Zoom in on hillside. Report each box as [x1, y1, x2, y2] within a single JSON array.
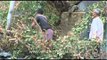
[[0, 1, 106, 59]]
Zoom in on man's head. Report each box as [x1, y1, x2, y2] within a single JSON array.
[[36, 8, 44, 15], [92, 8, 101, 18]]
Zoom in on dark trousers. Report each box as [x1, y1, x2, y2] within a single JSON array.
[[96, 43, 100, 54]]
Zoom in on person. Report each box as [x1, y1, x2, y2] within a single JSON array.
[[89, 8, 104, 54], [89, 8, 104, 42], [31, 8, 53, 41]]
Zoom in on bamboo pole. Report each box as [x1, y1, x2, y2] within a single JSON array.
[[6, 1, 15, 30], [4, 1, 15, 40]]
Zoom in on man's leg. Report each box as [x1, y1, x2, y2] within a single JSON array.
[[45, 29, 54, 49], [41, 31, 48, 50], [96, 43, 100, 54], [46, 29, 53, 40], [42, 31, 47, 40]]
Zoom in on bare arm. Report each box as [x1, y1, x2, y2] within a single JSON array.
[[31, 17, 42, 32], [31, 19, 36, 28]]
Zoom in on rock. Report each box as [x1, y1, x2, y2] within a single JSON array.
[[58, 11, 85, 36], [68, 1, 81, 5], [0, 51, 11, 59], [78, 1, 98, 12]]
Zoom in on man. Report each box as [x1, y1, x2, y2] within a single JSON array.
[[32, 8, 53, 41], [89, 8, 104, 54], [89, 8, 104, 42]]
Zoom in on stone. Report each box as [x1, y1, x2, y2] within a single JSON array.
[[58, 11, 85, 36], [0, 52, 11, 58]]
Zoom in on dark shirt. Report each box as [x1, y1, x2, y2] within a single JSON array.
[[36, 15, 51, 31]]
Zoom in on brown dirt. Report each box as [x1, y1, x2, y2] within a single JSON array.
[[55, 12, 85, 37], [97, 51, 107, 59]]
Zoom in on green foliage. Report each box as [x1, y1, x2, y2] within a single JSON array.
[[0, 2, 9, 28], [43, 2, 60, 27], [0, 34, 103, 59]]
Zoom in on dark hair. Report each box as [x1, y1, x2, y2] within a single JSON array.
[[37, 8, 44, 14]]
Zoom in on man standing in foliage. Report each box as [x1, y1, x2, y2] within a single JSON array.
[[89, 8, 104, 54], [32, 8, 53, 41], [89, 8, 104, 42]]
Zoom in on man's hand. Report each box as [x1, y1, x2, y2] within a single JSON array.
[[96, 38, 103, 44], [31, 19, 36, 29], [32, 21, 35, 29], [96, 36, 103, 44]]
